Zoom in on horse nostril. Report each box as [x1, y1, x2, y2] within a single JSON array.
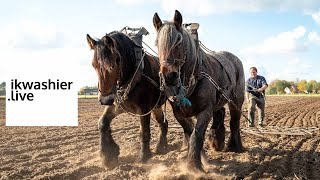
[[166, 72, 178, 86], [99, 99, 104, 105]]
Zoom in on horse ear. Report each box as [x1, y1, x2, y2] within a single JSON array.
[[86, 34, 96, 50], [104, 35, 114, 48], [173, 10, 183, 30], [153, 12, 163, 32]]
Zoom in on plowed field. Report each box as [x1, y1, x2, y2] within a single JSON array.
[[1, 96, 320, 179]]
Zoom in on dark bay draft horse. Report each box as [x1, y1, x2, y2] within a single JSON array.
[[86, 31, 175, 169], [153, 10, 245, 171]]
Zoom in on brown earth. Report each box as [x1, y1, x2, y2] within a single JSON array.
[[1, 96, 320, 179]]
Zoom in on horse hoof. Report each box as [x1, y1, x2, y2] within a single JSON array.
[[210, 138, 224, 151], [227, 135, 243, 153], [186, 160, 206, 173], [210, 140, 225, 151], [226, 144, 243, 153], [101, 157, 119, 169], [137, 151, 152, 163], [155, 144, 168, 154], [209, 128, 225, 152]]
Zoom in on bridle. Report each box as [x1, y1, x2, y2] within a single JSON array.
[[97, 66, 117, 97], [98, 50, 164, 117], [157, 31, 186, 88], [157, 28, 198, 100], [97, 50, 144, 105]]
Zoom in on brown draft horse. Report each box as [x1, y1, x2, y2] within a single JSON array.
[[153, 10, 245, 172], [86, 31, 183, 169]]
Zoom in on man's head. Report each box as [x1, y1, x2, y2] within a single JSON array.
[[250, 67, 257, 78]]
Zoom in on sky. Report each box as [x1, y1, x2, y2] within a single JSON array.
[[0, 0, 320, 88]]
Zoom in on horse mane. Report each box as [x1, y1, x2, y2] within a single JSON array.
[[99, 31, 137, 86], [157, 22, 206, 82], [97, 31, 160, 85]]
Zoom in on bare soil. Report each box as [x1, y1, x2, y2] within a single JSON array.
[[1, 96, 320, 179]]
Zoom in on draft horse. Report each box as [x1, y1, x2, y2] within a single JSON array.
[[86, 31, 173, 169], [153, 10, 245, 171]]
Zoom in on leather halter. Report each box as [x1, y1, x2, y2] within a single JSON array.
[[98, 51, 160, 106], [158, 31, 200, 99]]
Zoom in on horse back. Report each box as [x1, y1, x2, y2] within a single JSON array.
[[205, 51, 245, 93]]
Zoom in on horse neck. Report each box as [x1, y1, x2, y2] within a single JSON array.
[[181, 32, 199, 83], [116, 44, 136, 87]]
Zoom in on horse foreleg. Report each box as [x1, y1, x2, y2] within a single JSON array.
[[153, 107, 168, 154], [209, 107, 226, 151], [138, 114, 152, 163], [187, 109, 212, 172], [227, 103, 243, 152], [172, 108, 194, 149], [99, 105, 121, 169]]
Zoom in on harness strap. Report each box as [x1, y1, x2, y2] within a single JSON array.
[[115, 70, 142, 104], [115, 51, 146, 105], [209, 52, 236, 87], [200, 71, 251, 123], [185, 77, 197, 97], [142, 74, 160, 89], [182, 40, 201, 98]]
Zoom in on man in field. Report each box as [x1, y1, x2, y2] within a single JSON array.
[[245, 67, 268, 128]]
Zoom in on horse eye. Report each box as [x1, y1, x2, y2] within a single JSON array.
[[166, 57, 175, 65]]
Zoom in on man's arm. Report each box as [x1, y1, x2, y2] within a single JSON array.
[[257, 84, 268, 92], [257, 76, 268, 92]]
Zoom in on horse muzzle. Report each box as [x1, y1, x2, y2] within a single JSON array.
[[98, 93, 115, 105], [160, 83, 179, 102], [159, 72, 180, 101], [165, 72, 179, 86]]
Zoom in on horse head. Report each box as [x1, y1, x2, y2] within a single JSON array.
[[87, 34, 121, 105], [153, 10, 198, 98]]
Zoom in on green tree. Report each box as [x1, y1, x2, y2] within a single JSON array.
[[275, 80, 291, 94], [266, 79, 280, 94], [266, 86, 277, 95], [315, 82, 320, 92], [308, 80, 317, 92], [0, 82, 5, 96], [0, 82, 5, 88], [305, 83, 313, 93]]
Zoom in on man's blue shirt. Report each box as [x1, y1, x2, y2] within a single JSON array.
[[246, 75, 268, 98]]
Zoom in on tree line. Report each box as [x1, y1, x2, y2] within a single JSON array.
[[0, 82, 5, 96], [266, 79, 320, 95], [77, 80, 320, 95], [78, 86, 98, 95]]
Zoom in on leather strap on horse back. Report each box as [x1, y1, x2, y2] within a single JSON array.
[[209, 52, 236, 88], [133, 46, 144, 70], [142, 74, 160, 89]]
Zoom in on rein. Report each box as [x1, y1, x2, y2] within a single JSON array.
[[115, 50, 163, 117], [115, 51, 146, 105], [200, 71, 251, 123], [107, 49, 163, 117]]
